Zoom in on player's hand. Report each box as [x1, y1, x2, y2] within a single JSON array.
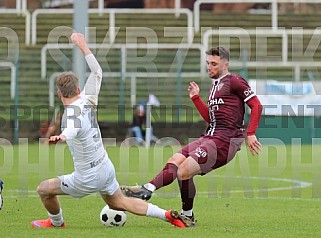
[[49, 135, 67, 142], [188, 81, 200, 98], [247, 134, 261, 156], [71, 32, 93, 55], [70, 33, 86, 47], [71, 33, 92, 55], [71, 33, 84, 46]]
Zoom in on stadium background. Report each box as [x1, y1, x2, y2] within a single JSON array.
[[1, 0, 321, 145]]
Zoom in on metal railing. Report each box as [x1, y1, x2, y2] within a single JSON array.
[[0, 62, 17, 99], [10, 0, 321, 47], [42, 0, 96, 8], [15, 0, 100, 11], [203, 27, 321, 81], [41, 43, 206, 79], [17, 0, 181, 15], [44, 43, 207, 127], [194, 0, 321, 33], [0, 8, 30, 45], [48, 71, 203, 108], [31, 8, 193, 45], [16, 0, 27, 13], [42, 36, 321, 83], [203, 27, 289, 63]]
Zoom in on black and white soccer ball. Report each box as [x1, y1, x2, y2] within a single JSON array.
[[100, 205, 127, 227]]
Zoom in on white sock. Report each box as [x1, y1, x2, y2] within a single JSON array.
[[146, 203, 166, 220], [48, 208, 64, 226], [144, 183, 156, 192], [181, 209, 193, 217]]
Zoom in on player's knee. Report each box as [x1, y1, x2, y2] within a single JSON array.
[[36, 182, 46, 196], [177, 167, 189, 180], [37, 181, 50, 197], [167, 153, 185, 165], [167, 156, 175, 164]]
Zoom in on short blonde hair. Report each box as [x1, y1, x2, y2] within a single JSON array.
[[56, 72, 79, 98]]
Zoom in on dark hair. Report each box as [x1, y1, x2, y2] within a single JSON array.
[[205, 47, 230, 61]]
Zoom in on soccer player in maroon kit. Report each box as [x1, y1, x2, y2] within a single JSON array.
[[121, 47, 262, 221]]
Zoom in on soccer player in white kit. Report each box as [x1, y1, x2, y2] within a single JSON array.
[[31, 33, 194, 228]]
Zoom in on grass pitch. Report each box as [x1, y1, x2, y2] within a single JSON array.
[[1, 142, 321, 238]]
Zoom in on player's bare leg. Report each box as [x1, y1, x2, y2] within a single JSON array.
[[32, 178, 66, 228]]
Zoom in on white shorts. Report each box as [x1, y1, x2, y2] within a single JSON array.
[[58, 158, 119, 198]]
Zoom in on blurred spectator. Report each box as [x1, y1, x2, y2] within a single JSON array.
[[129, 97, 159, 145], [130, 104, 147, 144], [39, 111, 61, 144]]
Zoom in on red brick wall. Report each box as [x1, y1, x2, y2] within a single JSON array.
[[144, 0, 174, 8], [0, 0, 16, 8]]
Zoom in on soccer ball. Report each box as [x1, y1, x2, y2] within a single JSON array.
[[100, 205, 127, 227]]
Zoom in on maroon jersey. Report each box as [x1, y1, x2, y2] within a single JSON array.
[[206, 73, 255, 140]]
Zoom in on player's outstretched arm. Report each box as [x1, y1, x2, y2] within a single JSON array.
[[71, 33, 103, 105], [70, 33, 101, 75]]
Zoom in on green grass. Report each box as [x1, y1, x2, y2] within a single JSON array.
[[1, 143, 321, 237]]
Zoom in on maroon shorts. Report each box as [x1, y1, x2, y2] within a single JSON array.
[[178, 135, 244, 175]]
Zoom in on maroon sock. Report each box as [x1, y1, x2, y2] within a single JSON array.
[[179, 179, 196, 211], [149, 163, 178, 190]]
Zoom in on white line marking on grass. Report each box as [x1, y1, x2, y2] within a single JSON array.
[[156, 175, 314, 200], [5, 190, 39, 198], [4, 176, 313, 200], [209, 175, 311, 193]]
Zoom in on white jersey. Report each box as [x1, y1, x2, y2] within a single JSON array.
[[60, 54, 107, 175]]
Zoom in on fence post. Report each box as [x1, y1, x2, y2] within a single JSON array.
[[13, 62, 19, 145], [130, 75, 136, 107], [240, 49, 248, 79], [145, 104, 152, 148], [119, 46, 126, 117], [73, 0, 89, 89], [175, 0, 181, 17], [176, 49, 183, 121]]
